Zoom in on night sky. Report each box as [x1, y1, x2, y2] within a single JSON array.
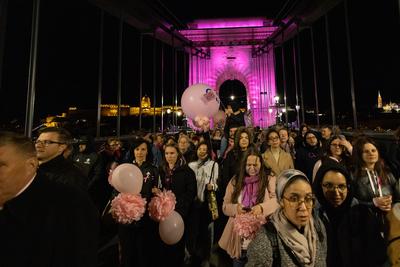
[[0, 0, 399, 132]]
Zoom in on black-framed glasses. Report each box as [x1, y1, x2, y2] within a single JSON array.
[[322, 183, 348, 193], [35, 140, 65, 146], [282, 194, 315, 209]]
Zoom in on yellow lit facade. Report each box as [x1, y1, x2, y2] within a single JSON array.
[[44, 113, 67, 128], [62, 96, 182, 119], [378, 91, 382, 108], [100, 96, 182, 117]]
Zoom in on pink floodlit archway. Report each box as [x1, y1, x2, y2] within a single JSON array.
[[184, 17, 278, 128], [188, 45, 276, 128]]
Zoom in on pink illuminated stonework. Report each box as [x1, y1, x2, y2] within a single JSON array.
[[188, 46, 276, 128], [183, 18, 278, 128], [189, 18, 267, 29]]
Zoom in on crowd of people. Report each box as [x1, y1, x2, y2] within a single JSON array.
[[1, 113, 400, 267]]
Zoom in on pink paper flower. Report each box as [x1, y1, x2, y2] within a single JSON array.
[[110, 193, 147, 224], [148, 190, 176, 222], [233, 213, 267, 240]]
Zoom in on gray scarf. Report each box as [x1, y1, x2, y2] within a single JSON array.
[[270, 209, 317, 267]]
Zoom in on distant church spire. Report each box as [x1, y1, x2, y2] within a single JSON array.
[[378, 91, 382, 108]]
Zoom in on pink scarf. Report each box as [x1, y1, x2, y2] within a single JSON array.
[[242, 175, 259, 208]]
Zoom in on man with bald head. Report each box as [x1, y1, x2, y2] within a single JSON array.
[[0, 131, 99, 267]]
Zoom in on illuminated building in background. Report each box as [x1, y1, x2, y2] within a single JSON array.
[[378, 91, 382, 108], [64, 96, 182, 118]]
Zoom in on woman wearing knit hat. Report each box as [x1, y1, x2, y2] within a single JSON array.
[[247, 169, 327, 267], [313, 161, 387, 267]]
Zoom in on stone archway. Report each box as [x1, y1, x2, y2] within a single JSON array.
[[219, 79, 247, 109], [215, 66, 250, 109]]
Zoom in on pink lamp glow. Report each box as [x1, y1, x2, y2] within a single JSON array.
[[189, 18, 268, 29]]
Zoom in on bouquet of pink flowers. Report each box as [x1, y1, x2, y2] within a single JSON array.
[[148, 190, 176, 222], [110, 193, 147, 224], [233, 213, 267, 240]]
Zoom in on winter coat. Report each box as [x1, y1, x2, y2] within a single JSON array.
[[246, 215, 327, 267], [159, 164, 197, 219], [218, 176, 279, 259], [38, 154, 87, 191], [262, 148, 294, 176]]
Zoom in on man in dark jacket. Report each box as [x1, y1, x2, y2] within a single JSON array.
[[72, 136, 103, 188], [223, 102, 245, 138], [35, 127, 87, 190], [0, 131, 99, 267]]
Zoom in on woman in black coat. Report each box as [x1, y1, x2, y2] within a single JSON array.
[[118, 138, 159, 267], [157, 143, 197, 266], [295, 130, 323, 181], [314, 161, 387, 267]]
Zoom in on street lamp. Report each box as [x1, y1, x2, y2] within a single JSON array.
[[295, 105, 300, 128], [272, 95, 281, 124]]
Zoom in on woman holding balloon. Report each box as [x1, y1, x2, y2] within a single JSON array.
[[112, 138, 159, 267], [157, 144, 197, 266]]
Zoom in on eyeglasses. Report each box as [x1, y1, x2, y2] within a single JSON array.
[[283, 194, 315, 209], [322, 183, 348, 193], [35, 140, 65, 146]]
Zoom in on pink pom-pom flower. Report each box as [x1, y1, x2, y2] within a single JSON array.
[[148, 190, 176, 222], [233, 213, 267, 240], [110, 193, 147, 224]]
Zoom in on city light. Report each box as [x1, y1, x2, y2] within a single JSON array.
[[230, 95, 235, 100], [166, 108, 172, 114], [176, 111, 182, 116]]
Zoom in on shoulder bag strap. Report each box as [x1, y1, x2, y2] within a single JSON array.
[[264, 222, 281, 267], [208, 161, 216, 184]]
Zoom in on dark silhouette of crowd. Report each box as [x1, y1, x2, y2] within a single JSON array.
[[1, 122, 400, 267]]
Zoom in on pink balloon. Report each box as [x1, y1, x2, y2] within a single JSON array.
[[159, 210, 184, 245], [111, 163, 143, 194], [213, 110, 226, 125], [200, 117, 210, 132], [181, 84, 220, 119]]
